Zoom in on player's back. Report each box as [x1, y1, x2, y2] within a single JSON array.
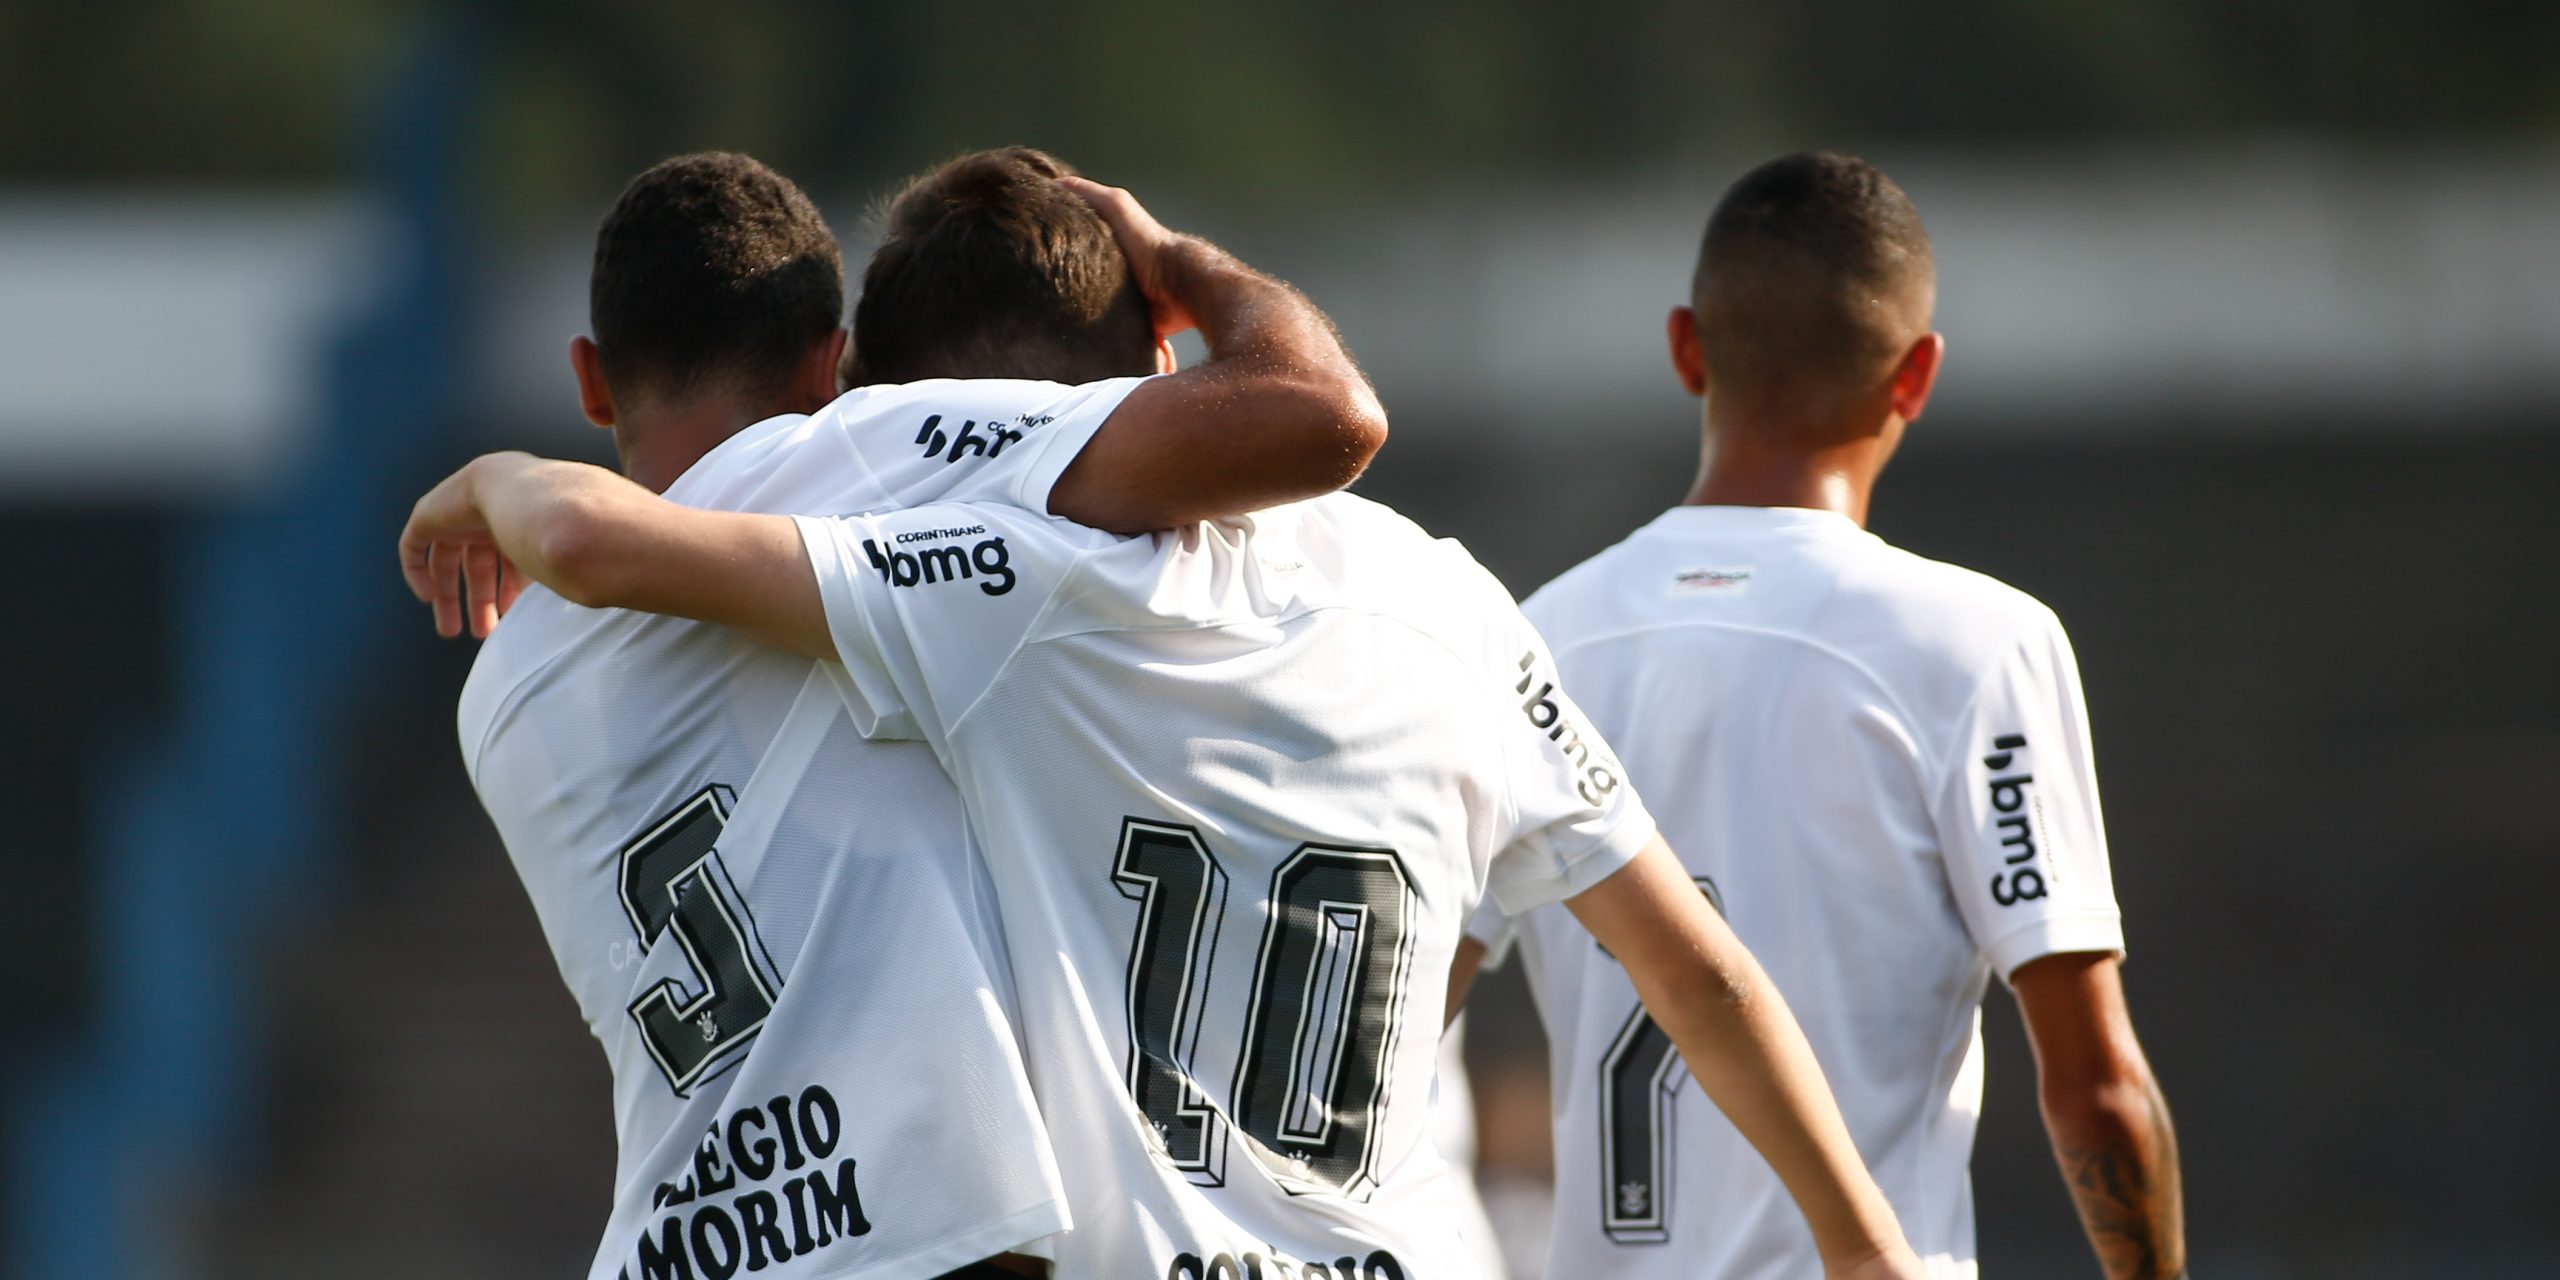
[[460, 377, 1146, 1279], [795, 493, 1656, 1278], [1489, 505, 2122, 1279]]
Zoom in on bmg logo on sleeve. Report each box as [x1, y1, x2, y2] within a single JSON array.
[[1516, 651, 1621, 807], [861, 527, 1017, 596], [1982, 732, 2049, 906]]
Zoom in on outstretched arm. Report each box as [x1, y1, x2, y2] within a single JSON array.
[[1567, 837, 1921, 1280], [398, 451, 828, 657], [1044, 178, 1386, 533], [2013, 952, 2187, 1280]]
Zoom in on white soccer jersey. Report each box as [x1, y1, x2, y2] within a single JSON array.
[[789, 494, 1659, 1279], [1467, 505, 2126, 1280], [459, 376, 1148, 1280]]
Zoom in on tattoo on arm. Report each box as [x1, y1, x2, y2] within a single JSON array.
[[2055, 1075, 2186, 1280]]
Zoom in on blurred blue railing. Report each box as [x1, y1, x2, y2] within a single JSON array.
[[8, 29, 472, 1279]]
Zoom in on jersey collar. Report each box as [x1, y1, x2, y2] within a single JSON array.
[[1642, 504, 1867, 539]]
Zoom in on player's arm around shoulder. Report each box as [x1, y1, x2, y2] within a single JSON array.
[[399, 451, 831, 657], [2013, 951, 2187, 1280], [1041, 177, 1387, 534], [1565, 839, 1925, 1280]]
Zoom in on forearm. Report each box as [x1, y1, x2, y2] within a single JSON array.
[[1158, 235, 1358, 383], [1571, 845, 1905, 1268], [1444, 936, 1488, 1031], [2044, 1066, 2186, 1280], [439, 453, 831, 657], [449, 453, 634, 597], [1044, 181, 1386, 531], [1637, 938, 1902, 1268], [1137, 238, 1383, 504]]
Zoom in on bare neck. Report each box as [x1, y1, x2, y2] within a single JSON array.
[[612, 396, 792, 494], [1682, 405, 1892, 527]]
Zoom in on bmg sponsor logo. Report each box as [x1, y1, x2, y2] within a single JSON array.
[[1516, 651, 1621, 807], [1982, 732, 2049, 906], [861, 529, 1016, 596], [912, 412, 1039, 464]]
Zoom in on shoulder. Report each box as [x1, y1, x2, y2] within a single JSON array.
[[1517, 529, 1655, 647], [455, 587, 589, 779], [1295, 490, 1440, 544], [1274, 495, 1544, 674], [1296, 493, 1511, 604], [1819, 541, 2082, 757], [826, 377, 1141, 447], [1854, 539, 2066, 660]]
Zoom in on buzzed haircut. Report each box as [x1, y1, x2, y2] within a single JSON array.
[[850, 146, 1156, 386], [1692, 151, 1934, 428], [589, 152, 844, 402]]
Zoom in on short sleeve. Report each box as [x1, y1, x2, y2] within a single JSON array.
[[792, 502, 1105, 755], [1480, 596, 1659, 914], [868, 376, 1157, 513], [1931, 612, 2126, 980]]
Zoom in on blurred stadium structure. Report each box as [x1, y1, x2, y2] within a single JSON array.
[[3, 4, 2555, 1278]]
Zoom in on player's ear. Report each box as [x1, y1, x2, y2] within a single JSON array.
[[1667, 306, 1709, 397], [792, 328, 850, 411], [1153, 334, 1177, 376], [570, 335, 616, 429], [1889, 331, 1946, 424]]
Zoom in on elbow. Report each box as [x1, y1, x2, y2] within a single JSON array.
[[2039, 1054, 2161, 1140], [532, 497, 626, 610], [1284, 373, 1389, 494], [1334, 382, 1390, 480]]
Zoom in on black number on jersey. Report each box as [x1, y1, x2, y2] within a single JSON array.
[[1597, 876, 1722, 1244], [1112, 822, 1232, 1179], [1111, 819, 1418, 1201], [618, 786, 783, 1095]]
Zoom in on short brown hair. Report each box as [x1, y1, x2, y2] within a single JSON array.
[[589, 152, 844, 402], [849, 147, 1156, 386], [1692, 152, 1934, 429]]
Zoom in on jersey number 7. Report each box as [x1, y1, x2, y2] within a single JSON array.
[[1598, 875, 1722, 1243], [1112, 819, 1419, 1202]]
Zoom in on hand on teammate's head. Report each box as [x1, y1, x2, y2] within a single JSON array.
[[1058, 176, 1198, 340]]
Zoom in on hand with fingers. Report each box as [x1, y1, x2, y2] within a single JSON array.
[[1058, 176, 1202, 340], [399, 458, 526, 639]]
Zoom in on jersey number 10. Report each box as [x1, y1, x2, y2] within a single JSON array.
[[1112, 819, 1419, 1202]]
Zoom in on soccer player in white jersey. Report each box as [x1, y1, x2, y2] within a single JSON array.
[[1450, 152, 2188, 1279], [448, 149, 1393, 1280], [400, 177, 1930, 1280]]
